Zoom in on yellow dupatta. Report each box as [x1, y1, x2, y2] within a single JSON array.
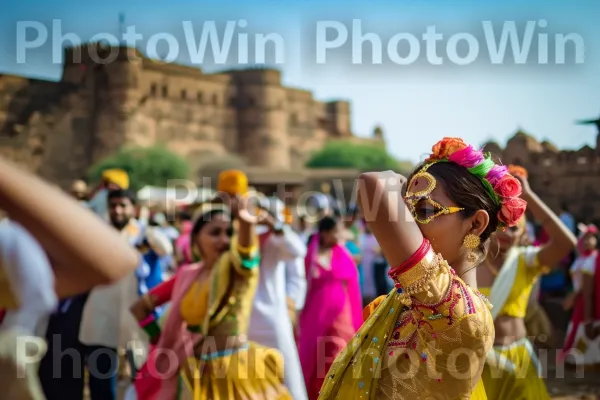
[[319, 265, 494, 400]]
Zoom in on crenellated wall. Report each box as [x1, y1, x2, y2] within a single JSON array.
[[0, 44, 384, 187], [483, 130, 600, 224]]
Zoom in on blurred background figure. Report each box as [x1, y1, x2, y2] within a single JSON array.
[[70, 180, 89, 204], [150, 212, 179, 242], [174, 211, 193, 267], [561, 224, 599, 369], [248, 196, 308, 400], [359, 223, 392, 305], [298, 216, 362, 400], [87, 169, 130, 221], [296, 214, 313, 245]]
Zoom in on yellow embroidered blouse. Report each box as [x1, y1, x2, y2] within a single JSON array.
[[318, 250, 494, 400], [479, 247, 548, 319], [179, 235, 260, 338]]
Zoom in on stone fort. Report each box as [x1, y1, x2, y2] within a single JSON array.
[[484, 129, 600, 225], [0, 43, 384, 189]]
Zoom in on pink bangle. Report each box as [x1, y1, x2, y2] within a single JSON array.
[[139, 315, 155, 328]]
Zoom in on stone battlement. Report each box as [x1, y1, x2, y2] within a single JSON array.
[[0, 43, 384, 187]]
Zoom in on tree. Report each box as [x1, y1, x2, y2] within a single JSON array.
[[87, 145, 190, 192], [306, 141, 412, 173]]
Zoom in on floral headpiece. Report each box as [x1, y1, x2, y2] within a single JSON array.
[[423, 137, 527, 229]]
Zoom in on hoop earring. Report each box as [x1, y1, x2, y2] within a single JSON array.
[[463, 233, 481, 264]]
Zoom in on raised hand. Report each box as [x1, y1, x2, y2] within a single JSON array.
[[234, 193, 270, 225], [513, 173, 533, 197]]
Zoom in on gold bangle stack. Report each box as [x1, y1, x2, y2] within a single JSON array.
[[394, 251, 447, 307], [236, 242, 258, 256]]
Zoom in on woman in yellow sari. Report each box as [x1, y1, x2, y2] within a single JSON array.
[[478, 166, 576, 400], [130, 196, 291, 400], [319, 137, 527, 400]]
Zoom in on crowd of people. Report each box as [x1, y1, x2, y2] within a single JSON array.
[[0, 136, 598, 400]]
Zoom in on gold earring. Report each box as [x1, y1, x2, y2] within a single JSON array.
[[463, 233, 481, 264]]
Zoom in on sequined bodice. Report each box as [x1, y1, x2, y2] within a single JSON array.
[[318, 256, 495, 400], [180, 266, 258, 337], [375, 274, 494, 399]]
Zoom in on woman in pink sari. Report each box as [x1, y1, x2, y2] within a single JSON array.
[[298, 216, 363, 400]]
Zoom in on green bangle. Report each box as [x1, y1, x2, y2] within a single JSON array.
[[241, 255, 260, 269], [142, 320, 161, 339]]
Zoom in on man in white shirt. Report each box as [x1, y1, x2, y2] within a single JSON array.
[[248, 197, 308, 400], [78, 189, 148, 400]]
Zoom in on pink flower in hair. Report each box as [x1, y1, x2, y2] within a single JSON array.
[[498, 197, 527, 227], [485, 165, 508, 187], [448, 145, 485, 169]]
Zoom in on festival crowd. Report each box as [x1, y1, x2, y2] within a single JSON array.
[[0, 137, 598, 400]]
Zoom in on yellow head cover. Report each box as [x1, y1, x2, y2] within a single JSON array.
[[102, 169, 130, 189], [217, 169, 248, 196]]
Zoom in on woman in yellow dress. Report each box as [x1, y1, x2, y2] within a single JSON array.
[[319, 137, 527, 400], [130, 196, 291, 400], [477, 166, 576, 400]]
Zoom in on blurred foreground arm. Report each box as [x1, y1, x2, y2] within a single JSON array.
[[0, 157, 140, 298]]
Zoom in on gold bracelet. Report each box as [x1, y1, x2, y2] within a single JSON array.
[[237, 242, 258, 255], [394, 251, 446, 306]]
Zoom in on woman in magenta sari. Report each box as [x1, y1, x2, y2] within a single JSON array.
[[298, 216, 362, 400]]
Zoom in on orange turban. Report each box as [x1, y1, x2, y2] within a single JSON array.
[[102, 169, 130, 189], [507, 165, 528, 179], [217, 170, 248, 195]]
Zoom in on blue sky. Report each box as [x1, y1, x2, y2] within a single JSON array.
[[1, 0, 599, 163]]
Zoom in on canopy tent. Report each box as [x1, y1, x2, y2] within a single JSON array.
[[137, 185, 215, 208]]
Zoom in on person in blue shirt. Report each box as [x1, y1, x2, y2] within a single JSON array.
[[137, 227, 173, 290], [345, 239, 363, 288]]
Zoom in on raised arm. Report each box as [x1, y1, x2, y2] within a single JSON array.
[[229, 194, 260, 269], [517, 176, 576, 267], [0, 157, 140, 298], [357, 171, 422, 267]]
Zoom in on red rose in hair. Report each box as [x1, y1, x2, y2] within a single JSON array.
[[498, 197, 527, 226], [493, 175, 522, 198]]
